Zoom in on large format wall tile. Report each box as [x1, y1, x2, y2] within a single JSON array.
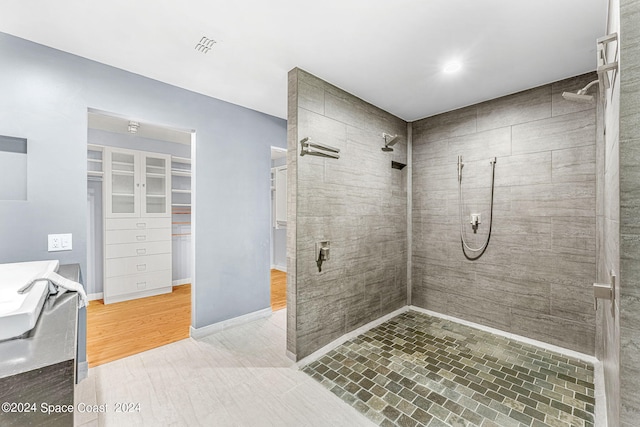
[[512, 108, 596, 155], [412, 72, 598, 355], [476, 85, 551, 132], [289, 69, 408, 360]]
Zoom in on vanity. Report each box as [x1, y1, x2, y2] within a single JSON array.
[[0, 264, 80, 427]]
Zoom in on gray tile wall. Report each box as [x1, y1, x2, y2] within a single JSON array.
[[412, 73, 598, 355], [287, 69, 408, 360], [619, 0, 640, 424], [598, 2, 621, 425]]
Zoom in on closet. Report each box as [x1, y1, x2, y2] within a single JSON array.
[[86, 112, 193, 307], [103, 147, 172, 304]]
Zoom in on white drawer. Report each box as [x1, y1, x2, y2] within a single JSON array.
[[104, 270, 172, 297], [105, 228, 170, 245], [106, 217, 170, 231], [105, 253, 172, 278], [105, 241, 172, 259]]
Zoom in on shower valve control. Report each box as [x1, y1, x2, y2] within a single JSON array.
[[316, 241, 330, 272], [470, 214, 481, 233]]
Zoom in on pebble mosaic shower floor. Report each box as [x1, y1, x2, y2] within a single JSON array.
[[302, 311, 595, 427]]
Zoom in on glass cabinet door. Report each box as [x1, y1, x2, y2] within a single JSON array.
[[143, 155, 169, 216], [109, 151, 138, 215]]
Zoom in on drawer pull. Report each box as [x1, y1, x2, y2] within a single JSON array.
[[136, 248, 147, 255], [136, 235, 147, 241], [136, 222, 147, 229], [137, 282, 146, 289], [137, 264, 147, 271]]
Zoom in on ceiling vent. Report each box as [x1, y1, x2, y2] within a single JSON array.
[[195, 36, 216, 54]]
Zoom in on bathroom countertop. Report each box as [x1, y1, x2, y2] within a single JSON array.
[[0, 264, 79, 379]]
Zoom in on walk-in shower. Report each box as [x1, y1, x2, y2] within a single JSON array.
[[457, 155, 496, 260]]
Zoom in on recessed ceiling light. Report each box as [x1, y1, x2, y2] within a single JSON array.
[[127, 121, 139, 134], [443, 61, 462, 74]]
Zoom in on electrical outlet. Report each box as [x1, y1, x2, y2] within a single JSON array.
[[48, 233, 72, 252]]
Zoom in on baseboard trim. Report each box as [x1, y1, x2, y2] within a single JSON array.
[[190, 308, 272, 340], [410, 306, 598, 364], [87, 292, 103, 301], [172, 278, 192, 286], [77, 361, 88, 382], [295, 306, 409, 367]]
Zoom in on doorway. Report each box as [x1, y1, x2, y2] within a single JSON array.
[[270, 147, 287, 311], [86, 110, 194, 366]]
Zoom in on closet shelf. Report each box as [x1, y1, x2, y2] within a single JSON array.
[[88, 159, 103, 163], [172, 203, 191, 207], [172, 221, 191, 225], [171, 189, 191, 194], [88, 171, 104, 177], [171, 169, 191, 177], [171, 156, 191, 164]]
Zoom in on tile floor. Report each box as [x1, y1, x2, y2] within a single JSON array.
[[75, 309, 374, 426], [303, 311, 595, 427]]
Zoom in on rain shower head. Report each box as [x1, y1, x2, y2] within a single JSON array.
[[382, 133, 399, 151], [561, 79, 599, 103], [561, 92, 594, 103]]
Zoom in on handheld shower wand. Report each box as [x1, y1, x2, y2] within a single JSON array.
[[457, 156, 464, 183]]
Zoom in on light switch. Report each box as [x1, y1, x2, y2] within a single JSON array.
[[48, 233, 72, 252]]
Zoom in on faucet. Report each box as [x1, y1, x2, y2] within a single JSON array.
[[17, 278, 50, 294]]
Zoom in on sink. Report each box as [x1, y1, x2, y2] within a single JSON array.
[[0, 260, 59, 341]]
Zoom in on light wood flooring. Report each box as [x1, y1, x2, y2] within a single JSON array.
[[271, 268, 287, 311], [86, 284, 191, 368]]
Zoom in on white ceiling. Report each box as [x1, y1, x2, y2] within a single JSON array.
[[88, 111, 192, 145], [0, 0, 608, 121]]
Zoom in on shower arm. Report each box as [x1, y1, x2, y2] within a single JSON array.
[[578, 80, 599, 95]]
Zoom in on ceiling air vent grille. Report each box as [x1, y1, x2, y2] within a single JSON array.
[[195, 36, 216, 54]]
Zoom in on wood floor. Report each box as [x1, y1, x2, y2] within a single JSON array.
[[88, 272, 283, 368], [271, 269, 286, 311], [86, 284, 191, 367]]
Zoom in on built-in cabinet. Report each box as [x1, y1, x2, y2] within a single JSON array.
[[103, 147, 172, 304], [104, 148, 171, 217]]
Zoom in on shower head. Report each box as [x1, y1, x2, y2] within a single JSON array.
[[382, 133, 399, 151], [561, 91, 594, 103], [561, 79, 599, 103]]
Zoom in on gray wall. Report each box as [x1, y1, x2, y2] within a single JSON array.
[[0, 33, 286, 365], [287, 69, 408, 360], [411, 72, 598, 355], [619, 0, 640, 424]]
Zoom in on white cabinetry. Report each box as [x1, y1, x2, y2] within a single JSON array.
[[103, 147, 172, 304]]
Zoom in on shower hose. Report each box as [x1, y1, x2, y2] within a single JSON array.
[[458, 156, 496, 261]]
